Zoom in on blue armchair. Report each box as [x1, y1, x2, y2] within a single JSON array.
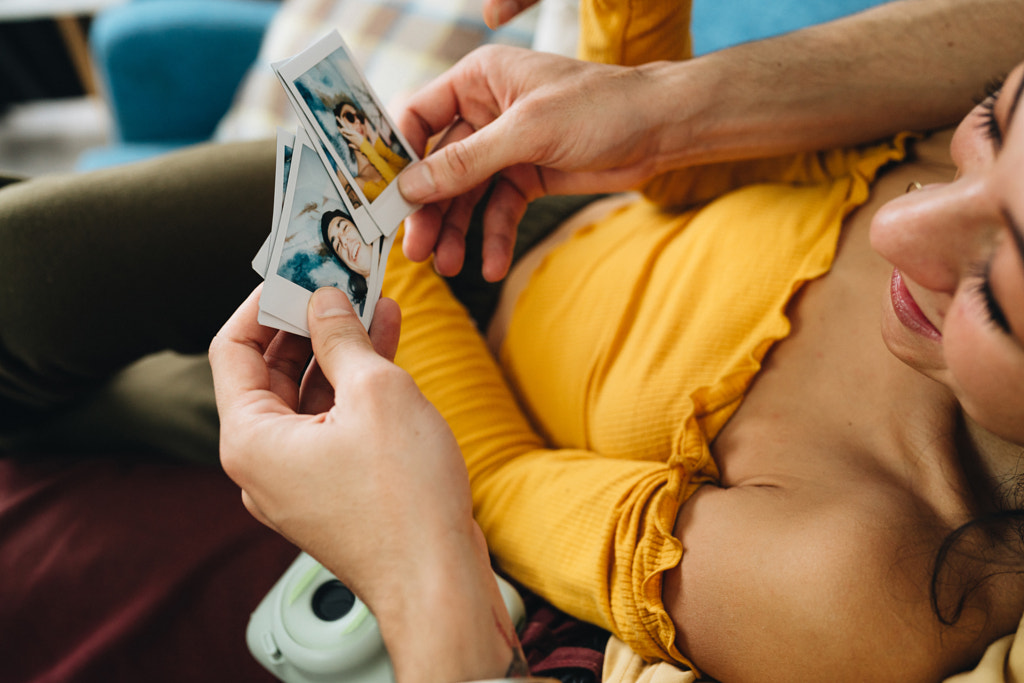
[[80, 0, 279, 169]]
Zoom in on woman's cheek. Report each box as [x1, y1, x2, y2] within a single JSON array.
[[943, 298, 1024, 442]]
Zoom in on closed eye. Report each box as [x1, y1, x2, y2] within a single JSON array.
[[978, 97, 1003, 146], [972, 261, 1013, 335], [976, 76, 1007, 146]]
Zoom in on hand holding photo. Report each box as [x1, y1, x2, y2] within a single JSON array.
[[252, 31, 414, 337], [258, 128, 389, 336]]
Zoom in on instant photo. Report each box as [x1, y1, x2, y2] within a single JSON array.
[[274, 31, 419, 237], [260, 128, 381, 335], [252, 128, 296, 279]]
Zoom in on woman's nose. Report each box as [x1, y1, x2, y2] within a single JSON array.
[[869, 175, 997, 294]]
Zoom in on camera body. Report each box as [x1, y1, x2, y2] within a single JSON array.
[[247, 552, 526, 683]]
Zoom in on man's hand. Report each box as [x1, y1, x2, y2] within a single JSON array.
[[211, 287, 473, 609], [395, 45, 667, 281], [210, 286, 525, 683]]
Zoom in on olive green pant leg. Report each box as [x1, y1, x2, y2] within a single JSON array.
[[0, 141, 598, 464], [0, 141, 276, 463]]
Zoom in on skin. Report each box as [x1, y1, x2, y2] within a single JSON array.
[[326, 215, 372, 277], [870, 66, 1024, 445], [337, 104, 371, 146]]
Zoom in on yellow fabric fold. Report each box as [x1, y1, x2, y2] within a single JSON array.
[[578, 0, 692, 65]]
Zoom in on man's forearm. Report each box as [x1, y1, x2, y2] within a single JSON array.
[[649, 0, 1024, 170]]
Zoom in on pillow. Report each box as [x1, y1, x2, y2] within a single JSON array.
[[214, 0, 539, 142]]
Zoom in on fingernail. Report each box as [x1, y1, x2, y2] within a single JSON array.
[[398, 162, 436, 200], [311, 287, 350, 319]]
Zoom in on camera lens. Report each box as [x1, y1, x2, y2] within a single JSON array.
[[311, 580, 356, 622]]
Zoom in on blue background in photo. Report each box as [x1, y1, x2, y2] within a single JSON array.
[[276, 143, 365, 315]]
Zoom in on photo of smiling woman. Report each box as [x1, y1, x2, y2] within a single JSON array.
[[320, 208, 370, 304]]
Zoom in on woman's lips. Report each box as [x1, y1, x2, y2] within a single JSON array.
[[890, 269, 942, 341]]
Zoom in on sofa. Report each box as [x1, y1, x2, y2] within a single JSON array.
[[79, 0, 894, 169]]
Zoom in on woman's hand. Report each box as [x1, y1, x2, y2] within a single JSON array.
[[337, 118, 367, 150], [395, 45, 669, 281], [210, 287, 521, 683]]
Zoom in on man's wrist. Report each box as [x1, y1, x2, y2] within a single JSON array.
[[372, 526, 525, 683]]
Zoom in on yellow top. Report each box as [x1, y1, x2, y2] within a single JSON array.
[[385, 136, 911, 669], [383, 0, 913, 670], [358, 136, 410, 202]]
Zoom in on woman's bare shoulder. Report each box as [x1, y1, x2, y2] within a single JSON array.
[[663, 473, 1015, 682]]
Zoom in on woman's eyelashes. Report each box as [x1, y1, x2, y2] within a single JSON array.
[[969, 78, 1014, 336], [979, 98, 1003, 145], [977, 76, 1007, 144], [971, 261, 1013, 335]]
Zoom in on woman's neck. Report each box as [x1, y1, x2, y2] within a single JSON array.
[[958, 412, 1024, 512]]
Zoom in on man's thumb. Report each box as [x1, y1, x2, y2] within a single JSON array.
[[307, 287, 373, 378]]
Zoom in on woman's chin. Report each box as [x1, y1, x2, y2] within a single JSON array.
[[879, 303, 946, 379]]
